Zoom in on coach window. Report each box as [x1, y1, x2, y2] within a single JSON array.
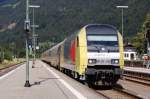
[[125, 53, 126, 57], [49, 51, 51, 56], [77, 36, 79, 47], [131, 53, 134, 60]]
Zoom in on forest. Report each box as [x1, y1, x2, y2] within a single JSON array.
[[0, 0, 150, 58]]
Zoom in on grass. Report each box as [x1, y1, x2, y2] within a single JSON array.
[[0, 58, 25, 69]]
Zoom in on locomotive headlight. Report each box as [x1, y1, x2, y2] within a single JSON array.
[[88, 59, 97, 64], [115, 59, 119, 64], [111, 59, 119, 64], [88, 59, 93, 64]]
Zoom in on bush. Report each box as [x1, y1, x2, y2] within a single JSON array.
[[0, 58, 3, 63], [4, 51, 13, 61]]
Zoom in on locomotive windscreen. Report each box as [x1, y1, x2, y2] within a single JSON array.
[[86, 24, 119, 52]]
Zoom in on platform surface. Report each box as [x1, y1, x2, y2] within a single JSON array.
[[124, 67, 150, 74], [0, 60, 105, 99]]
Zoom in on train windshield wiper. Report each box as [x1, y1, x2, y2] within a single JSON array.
[[88, 45, 101, 52], [94, 46, 100, 52]]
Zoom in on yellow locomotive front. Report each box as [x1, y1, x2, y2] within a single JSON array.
[[83, 24, 124, 86]]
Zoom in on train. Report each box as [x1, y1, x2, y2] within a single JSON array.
[[41, 24, 124, 86]]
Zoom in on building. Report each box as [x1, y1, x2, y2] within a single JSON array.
[[124, 44, 137, 61]]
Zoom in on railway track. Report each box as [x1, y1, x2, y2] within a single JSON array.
[[45, 62, 150, 99], [96, 85, 144, 99], [59, 70, 141, 98], [123, 74, 150, 86], [0, 62, 24, 76]]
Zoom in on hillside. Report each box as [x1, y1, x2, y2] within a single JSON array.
[[0, 0, 150, 55]]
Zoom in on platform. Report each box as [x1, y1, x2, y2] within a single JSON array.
[[124, 67, 150, 74], [0, 60, 105, 99]]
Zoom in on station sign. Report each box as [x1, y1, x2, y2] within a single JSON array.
[[36, 46, 39, 50]]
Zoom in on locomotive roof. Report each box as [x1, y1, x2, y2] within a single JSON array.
[[85, 24, 118, 35], [43, 40, 65, 54], [50, 40, 65, 51]]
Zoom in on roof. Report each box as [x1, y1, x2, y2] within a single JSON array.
[[85, 24, 118, 35]]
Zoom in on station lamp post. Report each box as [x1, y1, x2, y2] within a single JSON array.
[[116, 6, 128, 40], [29, 5, 40, 68], [24, 0, 31, 87]]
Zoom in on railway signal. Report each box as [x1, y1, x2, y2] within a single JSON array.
[[24, 20, 30, 33]]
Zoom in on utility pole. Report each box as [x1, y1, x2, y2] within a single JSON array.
[[29, 5, 40, 68], [116, 6, 128, 40], [24, 0, 31, 87], [33, 7, 36, 68]]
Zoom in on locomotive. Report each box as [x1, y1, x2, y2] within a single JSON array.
[[42, 24, 124, 86]]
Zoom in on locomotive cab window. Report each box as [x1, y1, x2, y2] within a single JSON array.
[[87, 34, 119, 52], [87, 35, 118, 46], [77, 36, 79, 47]]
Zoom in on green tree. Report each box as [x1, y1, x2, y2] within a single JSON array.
[[143, 13, 150, 29], [131, 32, 144, 54], [4, 51, 13, 61], [131, 13, 150, 54]]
